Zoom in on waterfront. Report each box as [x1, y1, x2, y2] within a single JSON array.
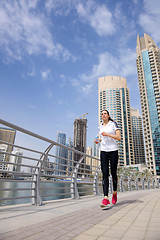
[[0, 181, 95, 206]]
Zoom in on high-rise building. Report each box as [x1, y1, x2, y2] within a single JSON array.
[[55, 132, 67, 175], [130, 108, 146, 164], [98, 76, 134, 166], [0, 144, 8, 171], [8, 149, 23, 172], [73, 118, 87, 174], [0, 128, 16, 162], [136, 33, 160, 176]]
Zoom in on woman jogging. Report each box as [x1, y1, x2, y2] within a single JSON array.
[[95, 110, 121, 208]]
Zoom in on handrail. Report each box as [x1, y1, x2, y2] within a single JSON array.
[[0, 118, 159, 207], [0, 118, 97, 159]]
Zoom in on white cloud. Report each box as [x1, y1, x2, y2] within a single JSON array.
[[59, 74, 67, 88], [0, 0, 74, 61], [45, 0, 115, 36], [45, 0, 72, 16], [70, 48, 137, 94], [41, 69, 51, 80], [76, 0, 115, 36], [139, 0, 160, 44]]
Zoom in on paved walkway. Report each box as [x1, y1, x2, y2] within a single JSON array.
[[0, 189, 160, 240]]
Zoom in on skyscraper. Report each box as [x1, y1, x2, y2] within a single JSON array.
[[98, 76, 134, 166], [73, 118, 87, 174], [136, 33, 160, 176], [55, 132, 67, 175], [130, 108, 145, 165]]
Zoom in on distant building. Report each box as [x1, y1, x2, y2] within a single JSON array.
[[86, 147, 92, 174], [98, 76, 134, 166], [73, 118, 87, 174], [86, 146, 100, 175], [0, 144, 8, 171], [8, 149, 23, 172], [55, 132, 67, 175], [136, 34, 160, 175], [0, 128, 16, 162], [130, 108, 146, 165]]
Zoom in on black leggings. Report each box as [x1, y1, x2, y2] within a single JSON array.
[[100, 150, 118, 197]]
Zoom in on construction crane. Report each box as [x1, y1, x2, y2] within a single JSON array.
[[79, 113, 88, 119]]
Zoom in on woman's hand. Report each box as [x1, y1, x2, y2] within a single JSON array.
[[101, 132, 109, 136], [95, 138, 101, 144]]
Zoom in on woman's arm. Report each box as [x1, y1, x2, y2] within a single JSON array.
[[101, 129, 121, 141], [95, 137, 102, 144]]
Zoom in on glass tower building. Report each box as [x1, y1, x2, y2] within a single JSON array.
[[55, 132, 67, 175], [136, 34, 160, 176], [98, 76, 134, 166], [130, 108, 145, 164]]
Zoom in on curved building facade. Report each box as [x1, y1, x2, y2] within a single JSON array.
[[98, 76, 134, 166]]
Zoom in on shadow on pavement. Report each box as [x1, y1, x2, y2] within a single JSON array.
[[101, 199, 143, 211]]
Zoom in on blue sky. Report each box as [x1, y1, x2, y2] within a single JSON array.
[[1, 0, 160, 149]]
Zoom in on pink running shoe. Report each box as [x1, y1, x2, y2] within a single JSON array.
[[100, 198, 110, 208], [112, 193, 117, 204]]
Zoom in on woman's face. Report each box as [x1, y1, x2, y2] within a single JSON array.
[[101, 111, 109, 121]]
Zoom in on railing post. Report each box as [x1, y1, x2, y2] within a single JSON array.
[[147, 176, 151, 189], [32, 168, 42, 206], [119, 173, 124, 192], [93, 166, 100, 196], [35, 171, 42, 205], [128, 173, 132, 191], [32, 143, 54, 205], [70, 156, 84, 199], [142, 175, 146, 190], [135, 174, 139, 190], [152, 177, 155, 189], [157, 178, 160, 188]]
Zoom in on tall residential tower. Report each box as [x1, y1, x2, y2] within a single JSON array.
[[130, 108, 145, 165], [98, 76, 134, 166], [136, 34, 160, 176]]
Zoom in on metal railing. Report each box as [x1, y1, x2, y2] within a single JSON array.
[[0, 118, 159, 206]]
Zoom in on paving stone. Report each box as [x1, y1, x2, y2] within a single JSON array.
[[0, 189, 160, 240]]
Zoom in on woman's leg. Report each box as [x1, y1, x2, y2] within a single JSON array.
[[110, 150, 118, 192], [100, 151, 109, 197]]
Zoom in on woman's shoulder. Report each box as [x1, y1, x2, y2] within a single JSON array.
[[98, 123, 103, 129], [111, 121, 119, 129]]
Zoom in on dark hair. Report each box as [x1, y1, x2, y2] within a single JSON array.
[[101, 110, 114, 122]]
